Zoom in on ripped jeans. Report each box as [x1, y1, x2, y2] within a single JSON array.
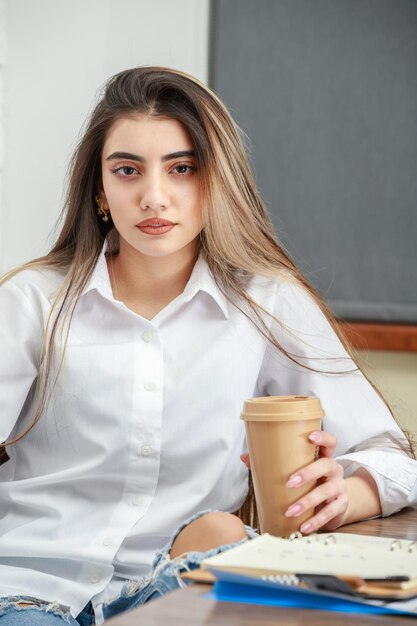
[[0, 511, 257, 625]]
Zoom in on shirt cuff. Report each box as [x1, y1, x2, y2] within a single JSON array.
[[336, 449, 417, 517]]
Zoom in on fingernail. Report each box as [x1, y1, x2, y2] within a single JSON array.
[[286, 474, 302, 487], [285, 504, 302, 517], [300, 522, 312, 533], [309, 432, 320, 443]]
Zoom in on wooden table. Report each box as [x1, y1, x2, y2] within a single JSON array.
[[105, 508, 417, 625]]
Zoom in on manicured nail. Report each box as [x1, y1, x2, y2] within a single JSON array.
[[286, 474, 302, 487], [309, 432, 320, 443], [300, 522, 312, 533], [285, 504, 302, 517]]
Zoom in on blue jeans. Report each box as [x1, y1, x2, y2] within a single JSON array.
[[0, 512, 257, 624]]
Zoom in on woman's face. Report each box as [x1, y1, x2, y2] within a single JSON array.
[[100, 114, 203, 262]]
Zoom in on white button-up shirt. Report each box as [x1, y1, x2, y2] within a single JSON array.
[[1, 245, 416, 618]]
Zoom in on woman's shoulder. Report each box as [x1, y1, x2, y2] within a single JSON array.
[[249, 271, 335, 337], [1, 264, 67, 312], [250, 272, 351, 363], [249, 272, 316, 311]]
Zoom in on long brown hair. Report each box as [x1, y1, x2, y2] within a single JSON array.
[[1, 67, 413, 524]]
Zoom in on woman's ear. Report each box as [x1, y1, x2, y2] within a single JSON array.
[[95, 175, 108, 206], [96, 185, 109, 208], [95, 193, 110, 223]]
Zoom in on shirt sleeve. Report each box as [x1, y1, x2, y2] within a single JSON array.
[[0, 280, 43, 442], [256, 280, 417, 516]]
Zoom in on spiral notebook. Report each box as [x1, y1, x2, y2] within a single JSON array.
[[200, 532, 417, 614]]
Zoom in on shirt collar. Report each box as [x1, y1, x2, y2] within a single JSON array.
[[180, 255, 229, 319], [82, 240, 114, 300], [82, 242, 230, 320]]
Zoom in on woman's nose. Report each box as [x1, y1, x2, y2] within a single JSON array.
[[139, 173, 169, 210]]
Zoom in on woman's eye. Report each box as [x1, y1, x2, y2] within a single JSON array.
[[172, 163, 196, 175], [113, 165, 139, 177]]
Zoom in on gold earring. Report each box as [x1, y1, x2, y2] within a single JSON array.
[[95, 195, 110, 222]]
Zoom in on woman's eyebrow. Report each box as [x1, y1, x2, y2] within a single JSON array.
[[106, 151, 144, 163], [161, 150, 195, 162], [106, 150, 195, 163]]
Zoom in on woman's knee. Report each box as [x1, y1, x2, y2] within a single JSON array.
[[170, 512, 247, 559]]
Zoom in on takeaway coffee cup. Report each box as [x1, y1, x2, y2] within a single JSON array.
[[241, 395, 324, 537]]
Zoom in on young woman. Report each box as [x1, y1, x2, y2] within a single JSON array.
[[0, 66, 416, 625]]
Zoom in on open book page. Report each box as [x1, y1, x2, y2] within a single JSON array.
[[201, 533, 417, 581]]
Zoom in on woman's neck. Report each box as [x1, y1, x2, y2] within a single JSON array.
[[108, 242, 198, 320]]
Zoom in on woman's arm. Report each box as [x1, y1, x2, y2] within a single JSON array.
[[254, 279, 417, 530], [0, 276, 44, 443], [345, 468, 382, 523]]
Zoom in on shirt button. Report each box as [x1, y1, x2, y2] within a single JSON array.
[[141, 445, 153, 457], [131, 495, 143, 507], [90, 575, 101, 584], [142, 331, 153, 343], [144, 381, 155, 391], [102, 536, 113, 546]]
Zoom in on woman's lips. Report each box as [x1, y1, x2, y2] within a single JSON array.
[[136, 218, 175, 235]]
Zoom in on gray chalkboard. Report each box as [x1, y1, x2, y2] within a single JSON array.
[[210, 0, 417, 322]]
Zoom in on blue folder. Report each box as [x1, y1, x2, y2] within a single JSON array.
[[204, 569, 417, 616]]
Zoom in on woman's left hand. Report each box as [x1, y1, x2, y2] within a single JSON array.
[[284, 430, 348, 534]]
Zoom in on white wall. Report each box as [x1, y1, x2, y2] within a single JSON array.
[[0, 0, 209, 272], [0, 0, 6, 263]]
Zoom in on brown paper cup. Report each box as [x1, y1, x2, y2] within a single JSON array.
[[241, 395, 324, 537]]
